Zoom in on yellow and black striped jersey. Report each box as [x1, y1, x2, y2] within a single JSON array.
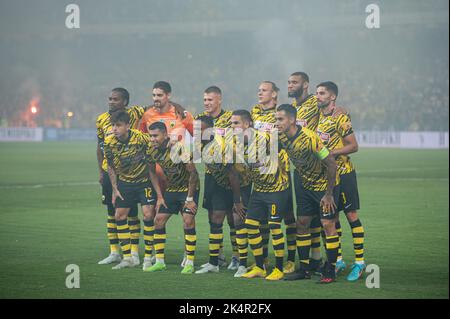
[[96, 105, 146, 171], [195, 109, 233, 129], [292, 94, 319, 131], [317, 112, 355, 175], [251, 104, 278, 132], [149, 140, 197, 193], [234, 129, 289, 193], [202, 134, 252, 189], [279, 126, 339, 191], [195, 109, 233, 174], [104, 129, 151, 184], [251, 104, 290, 173]]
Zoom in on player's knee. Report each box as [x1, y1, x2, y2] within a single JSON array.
[[142, 207, 155, 222], [143, 212, 155, 222], [115, 212, 127, 221], [226, 210, 235, 225], [346, 211, 359, 223], [210, 211, 226, 224], [296, 217, 310, 234], [154, 214, 166, 228], [321, 219, 337, 236], [184, 217, 195, 229]]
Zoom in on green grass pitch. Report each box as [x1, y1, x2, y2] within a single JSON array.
[[0, 142, 448, 299]]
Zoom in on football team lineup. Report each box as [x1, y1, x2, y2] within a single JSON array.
[[0, 0, 448, 303], [0, 142, 447, 298], [94, 74, 371, 283]]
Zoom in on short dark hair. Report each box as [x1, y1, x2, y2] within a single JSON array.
[[110, 110, 130, 124], [232, 109, 253, 125], [153, 81, 172, 94], [290, 72, 309, 83], [197, 115, 214, 128], [148, 121, 167, 133], [317, 81, 338, 98], [112, 87, 130, 106], [204, 86, 222, 95], [276, 104, 297, 119]]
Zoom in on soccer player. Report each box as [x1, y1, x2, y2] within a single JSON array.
[[251, 81, 297, 274], [228, 110, 289, 281], [276, 104, 340, 283], [194, 115, 252, 277], [315, 81, 365, 281], [195, 86, 240, 270], [288, 72, 320, 130], [144, 121, 200, 274], [288, 72, 347, 271], [103, 111, 163, 270], [96, 88, 145, 266], [139, 81, 193, 265], [139, 81, 194, 141]]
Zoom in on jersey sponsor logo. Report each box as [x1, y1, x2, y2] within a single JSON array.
[[317, 130, 330, 142], [296, 119, 308, 127], [254, 121, 275, 132]]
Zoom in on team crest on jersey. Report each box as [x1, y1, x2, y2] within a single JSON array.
[[169, 121, 176, 128], [296, 119, 308, 127]]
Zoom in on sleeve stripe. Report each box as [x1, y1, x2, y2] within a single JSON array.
[[317, 147, 330, 160]]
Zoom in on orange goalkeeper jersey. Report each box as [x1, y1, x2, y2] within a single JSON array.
[[139, 105, 194, 141]]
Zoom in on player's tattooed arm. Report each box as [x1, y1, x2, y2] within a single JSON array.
[[227, 165, 246, 220], [332, 106, 349, 118], [331, 133, 358, 157], [149, 162, 167, 214], [170, 101, 187, 119], [320, 154, 338, 215], [184, 162, 199, 214], [96, 143, 104, 184]]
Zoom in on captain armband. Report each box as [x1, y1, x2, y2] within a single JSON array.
[[317, 147, 330, 160]]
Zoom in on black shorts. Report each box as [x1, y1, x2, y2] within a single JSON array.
[[296, 183, 341, 220], [210, 183, 253, 212], [202, 173, 215, 210], [101, 170, 113, 206], [211, 185, 252, 212], [159, 191, 200, 215], [247, 189, 291, 222], [286, 176, 294, 213], [101, 170, 138, 216], [115, 180, 156, 209], [338, 170, 360, 213], [293, 169, 302, 201]]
